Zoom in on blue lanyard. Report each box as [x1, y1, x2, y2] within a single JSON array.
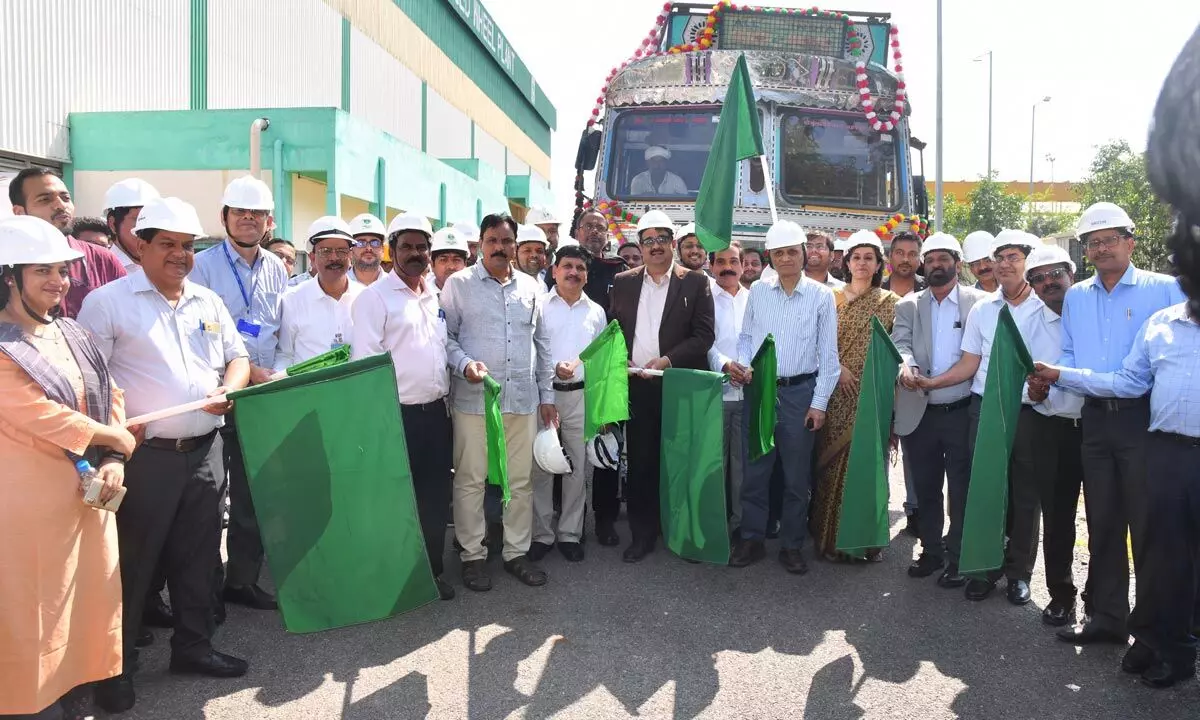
[[221, 242, 259, 314]]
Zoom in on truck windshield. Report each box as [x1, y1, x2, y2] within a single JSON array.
[[780, 111, 900, 210], [607, 109, 719, 200]]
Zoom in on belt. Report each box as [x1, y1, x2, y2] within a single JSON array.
[[1083, 395, 1147, 412], [1151, 430, 1200, 448], [142, 428, 219, 453], [927, 397, 971, 412], [401, 398, 446, 412], [777, 372, 816, 387], [553, 381, 584, 392]]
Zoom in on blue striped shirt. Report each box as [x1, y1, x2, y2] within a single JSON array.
[[738, 274, 841, 411], [1057, 303, 1200, 437], [189, 239, 288, 369]]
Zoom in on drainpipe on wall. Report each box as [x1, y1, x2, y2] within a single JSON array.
[[249, 117, 271, 177], [272, 139, 288, 241]]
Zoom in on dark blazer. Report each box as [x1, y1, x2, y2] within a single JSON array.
[[608, 264, 715, 371]]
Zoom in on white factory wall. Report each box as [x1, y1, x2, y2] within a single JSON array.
[[349, 26, 423, 149], [473, 124, 506, 175], [424, 87, 471, 160]]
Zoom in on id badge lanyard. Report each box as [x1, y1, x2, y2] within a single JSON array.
[[222, 243, 263, 340]]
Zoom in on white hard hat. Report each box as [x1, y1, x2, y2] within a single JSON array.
[[920, 232, 963, 260], [430, 227, 469, 256], [516, 224, 549, 247], [1076, 202, 1135, 238], [534, 427, 573, 475], [134, 197, 206, 237], [1025, 243, 1076, 275], [833, 236, 852, 253], [103, 178, 160, 212], [348, 213, 386, 239], [990, 229, 1036, 259], [645, 146, 671, 161], [844, 229, 883, 256], [453, 222, 480, 243], [387, 212, 433, 238], [525, 207, 560, 226], [221, 175, 274, 211], [557, 237, 580, 250], [764, 220, 807, 251], [0, 216, 85, 266], [636, 210, 675, 236], [676, 222, 699, 241], [586, 428, 624, 470], [306, 216, 353, 246], [961, 231, 995, 263]]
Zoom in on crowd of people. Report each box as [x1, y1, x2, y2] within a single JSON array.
[[1, 161, 1198, 720]]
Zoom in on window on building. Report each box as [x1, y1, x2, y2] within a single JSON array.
[[607, 109, 720, 200], [779, 111, 899, 210]]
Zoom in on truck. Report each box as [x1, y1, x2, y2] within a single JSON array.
[[572, 2, 928, 247]]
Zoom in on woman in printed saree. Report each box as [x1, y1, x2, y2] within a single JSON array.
[[0, 216, 136, 720], [810, 230, 899, 561]]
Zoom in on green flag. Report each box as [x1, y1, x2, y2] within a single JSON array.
[[959, 305, 1035, 576], [695, 54, 765, 252], [659, 368, 730, 564], [281, 344, 351, 377], [228, 354, 438, 633], [836, 317, 903, 554], [746, 335, 777, 461], [483, 375, 511, 505], [578, 319, 630, 439]]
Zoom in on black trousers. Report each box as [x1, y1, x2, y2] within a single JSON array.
[[592, 467, 621, 525], [626, 377, 663, 544], [400, 400, 454, 577], [117, 433, 225, 668], [1129, 432, 1200, 665], [220, 416, 265, 587], [1080, 398, 1150, 633], [905, 402, 972, 564]]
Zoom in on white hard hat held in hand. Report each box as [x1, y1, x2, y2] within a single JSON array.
[[534, 427, 573, 475]]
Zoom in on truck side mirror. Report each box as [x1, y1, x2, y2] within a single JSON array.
[[575, 126, 603, 172]]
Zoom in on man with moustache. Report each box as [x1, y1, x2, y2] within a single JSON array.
[[429, 226, 469, 291], [525, 207, 561, 256], [274, 217, 363, 370], [618, 241, 643, 269], [803, 231, 845, 289], [442, 212, 557, 590], [708, 244, 750, 538], [515, 224, 550, 283], [963, 231, 998, 293], [741, 247, 765, 289], [675, 223, 708, 272], [102, 178, 161, 273], [352, 212, 456, 600], [348, 213, 388, 286], [9, 167, 126, 316], [265, 238, 298, 278]]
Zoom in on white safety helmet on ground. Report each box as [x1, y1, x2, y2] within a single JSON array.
[[525, 207, 560, 227], [1075, 202, 1135, 238], [961, 231, 995, 263], [990, 229, 1037, 258], [387, 212, 433, 239], [635, 210, 675, 237], [0, 216, 85, 266], [430, 227, 470, 257], [221, 176, 274, 211], [534, 427, 573, 475], [764, 220, 807, 251], [920, 232, 963, 260], [516, 224, 549, 247], [1025, 243, 1076, 275], [103, 178, 160, 212], [586, 427, 624, 470], [134, 197, 206, 237], [307, 216, 354, 247], [844, 229, 884, 256], [349, 213, 386, 239]]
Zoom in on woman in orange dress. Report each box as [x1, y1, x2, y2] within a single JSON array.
[[0, 216, 135, 719], [810, 231, 899, 561]]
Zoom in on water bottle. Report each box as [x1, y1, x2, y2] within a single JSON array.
[[77, 458, 125, 511]]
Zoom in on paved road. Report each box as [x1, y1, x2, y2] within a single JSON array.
[[115, 463, 1197, 719]]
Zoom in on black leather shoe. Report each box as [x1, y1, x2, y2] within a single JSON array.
[[461, 559, 492, 592], [778, 548, 809, 575], [1042, 599, 1074, 627], [1141, 659, 1196, 688], [622, 539, 653, 563], [904, 510, 920, 538], [595, 521, 620, 547], [965, 579, 995, 601], [142, 594, 174, 628], [94, 674, 135, 714], [135, 628, 154, 647], [907, 553, 945, 578], [169, 650, 249, 678], [527, 541, 553, 562], [223, 584, 278, 610], [1006, 579, 1031, 605], [937, 565, 967, 588], [503, 556, 548, 586], [1122, 641, 1157, 674], [558, 541, 584, 562], [728, 539, 766, 568], [1056, 623, 1129, 645], [435, 576, 455, 601]]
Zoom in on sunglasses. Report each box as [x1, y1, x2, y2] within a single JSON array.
[[314, 247, 352, 258], [355, 238, 384, 249], [1027, 268, 1067, 284], [639, 234, 673, 246]]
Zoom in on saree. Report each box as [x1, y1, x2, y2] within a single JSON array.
[[809, 287, 899, 559]]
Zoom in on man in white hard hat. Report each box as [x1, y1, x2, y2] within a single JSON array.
[[708, 242, 750, 539], [429, 226, 469, 291], [348, 213, 387, 286], [962, 230, 998, 292], [189, 175, 287, 613], [891, 232, 988, 588], [1039, 201, 1184, 648], [79, 197, 251, 712], [631, 146, 688, 196], [731, 220, 837, 574], [528, 244, 607, 563], [608, 209, 714, 562], [452, 221, 481, 266], [803, 230, 846, 289], [351, 212, 456, 600], [515, 223, 550, 284], [675, 223, 707, 272], [103, 178, 161, 272], [442, 212, 557, 590], [830, 236, 848, 282], [9, 167, 127, 316], [525, 207, 561, 255]]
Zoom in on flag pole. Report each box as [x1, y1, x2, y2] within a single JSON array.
[[758, 155, 778, 223]]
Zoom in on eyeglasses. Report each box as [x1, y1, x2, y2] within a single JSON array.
[[1084, 234, 1125, 250], [355, 238, 384, 249], [314, 247, 352, 258], [1027, 267, 1067, 284], [994, 252, 1025, 265], [580, 222, 607, 233], [639, 234, 673, 246], [228, 208, 269, 219]]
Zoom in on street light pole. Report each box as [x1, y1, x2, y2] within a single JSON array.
[[1029, 96, 1050, 211], [974, 51, 993, 178], [935, 0, 943, 230]]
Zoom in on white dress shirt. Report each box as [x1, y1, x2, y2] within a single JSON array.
[[708, 280, 750, 401], [109, 243, 140, 274], [351, 271, 449, 405], [351, 266, 385, 287], [961, 290, 1046, 396], [927, 284, 969, 405], [541, 288, 607, 381], [631, 265, 674, 366], [1019, 303, 1083, 419], [630, 170, 688, 196], [275, 276, 364, 372], [77, 273, 248, 439]]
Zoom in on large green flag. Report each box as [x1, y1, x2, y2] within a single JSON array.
[[483, 375, 511, 505], [659, 368, 730, 564], [578, 319, 630, 439], [694, 54, 765, 252], [746, 335, 777, 461], [836, 317, 903, 554], [280, 344, 351, 377], [228, 354, 438, 633], [959, 305, 1035, 576]]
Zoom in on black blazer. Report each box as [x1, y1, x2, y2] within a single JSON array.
[[607, 264, 715, 371]]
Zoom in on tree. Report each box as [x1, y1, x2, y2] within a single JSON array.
[[966, 175, 1025, 235], [1026, 210, 1072, 239], [941, 193, 971, 237], [1077, 140, 1174, 272]]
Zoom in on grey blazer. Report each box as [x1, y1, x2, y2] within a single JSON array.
[[891, 283, 989, 436]]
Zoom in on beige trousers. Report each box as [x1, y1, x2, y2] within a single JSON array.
[[453, 410, 536, 562], [531, 389, 587, 544]]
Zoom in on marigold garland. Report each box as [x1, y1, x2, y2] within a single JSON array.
[[874, 214, 928, 240]]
